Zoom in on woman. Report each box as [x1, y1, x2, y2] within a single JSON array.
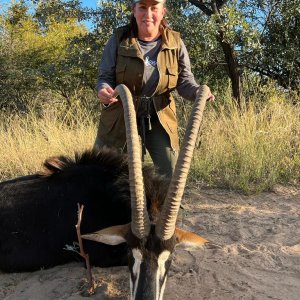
[[95, 0, 214, 177]]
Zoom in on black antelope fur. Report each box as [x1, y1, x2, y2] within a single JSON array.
[[0, 148, 169, 272]]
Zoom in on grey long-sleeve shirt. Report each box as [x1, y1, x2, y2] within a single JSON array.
[[97, 33, 200, 101]]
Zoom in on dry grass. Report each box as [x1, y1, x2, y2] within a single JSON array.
[[191, 93, 300, 193], [0, 99, 97, 180], [1, 86, 300, 193]]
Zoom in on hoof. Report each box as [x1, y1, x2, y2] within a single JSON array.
[[204, 241, 222, 250]]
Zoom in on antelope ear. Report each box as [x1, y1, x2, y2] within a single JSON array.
[[82, 223, 131, 246], [175, 227, 209, 249]]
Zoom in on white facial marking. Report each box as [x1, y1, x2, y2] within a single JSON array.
[[159, 278, 167, 300], [131, 248, 143, 299], [156, 250, 171, 300]]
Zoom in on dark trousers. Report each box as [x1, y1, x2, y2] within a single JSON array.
[[94, 119, 178, 178]]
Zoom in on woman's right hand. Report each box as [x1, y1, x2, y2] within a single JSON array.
[[98, 86, 118, 105]]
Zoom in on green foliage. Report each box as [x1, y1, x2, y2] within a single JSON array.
[[217, 2, 261, 51], [7, 0, 29, 25], [167, 0, 262, 98], [0, 0, 93, 109], [31, 0, 86, 27], [178, 0, 299, 96], [228, 0, 300, 92], [166, 1, 227, 91], [255, 0, 300, 90], [1, 0, 299, 109]]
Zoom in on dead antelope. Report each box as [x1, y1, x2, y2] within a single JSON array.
[[82, 84, 211, 300], [0, 84, 211, 300]]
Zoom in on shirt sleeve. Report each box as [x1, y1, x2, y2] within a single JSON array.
[[176, 39, 200, 101], [96, 34, 118, 92]]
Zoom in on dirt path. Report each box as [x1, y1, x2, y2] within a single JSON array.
[[1, 186, 299, 300]]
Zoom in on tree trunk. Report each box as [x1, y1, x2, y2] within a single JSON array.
[[189, 0, 243, 104], [218, 31, 243, 104]]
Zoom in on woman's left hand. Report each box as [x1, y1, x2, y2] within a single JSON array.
[[207, 90, 215, 101], [198, 86, 215, 102]]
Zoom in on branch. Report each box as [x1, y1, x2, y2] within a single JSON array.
[[259, 0, 281, 40], [216, 0, 228, 10], [188, 0, 229, 15], [76, 204, 96, 295], [188, 0, 213, 16]]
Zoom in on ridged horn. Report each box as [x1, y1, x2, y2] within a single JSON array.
[[113, 84, 151, 239], [155, 85, 210, 240]]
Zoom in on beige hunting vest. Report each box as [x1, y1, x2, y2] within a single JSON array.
[[97, 26, 181, 151]]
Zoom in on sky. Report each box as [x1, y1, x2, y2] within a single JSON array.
[[81, 0, 99, 29], [0, 0, 99, 11], [0, 0, 99, 29], [81, 0, 98, 9]]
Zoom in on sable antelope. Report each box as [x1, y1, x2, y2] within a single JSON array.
[[0, 84, 211, 300]]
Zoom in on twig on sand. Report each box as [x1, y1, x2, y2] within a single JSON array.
[[76, 203, 96, 295]]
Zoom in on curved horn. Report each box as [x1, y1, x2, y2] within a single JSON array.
[[156, 85, 210, 240], [114, 84, 151, 239]]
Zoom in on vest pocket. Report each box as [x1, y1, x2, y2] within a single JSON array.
[[116, 63, 126, 84], [159, 100, 177, 134], [98, 102, 122, 135], [166, 66, 178, 89]]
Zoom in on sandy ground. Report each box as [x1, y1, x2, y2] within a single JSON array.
[[1, 185, 299, 300]]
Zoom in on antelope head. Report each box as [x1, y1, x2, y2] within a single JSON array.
[[83, 84, 211, 300]]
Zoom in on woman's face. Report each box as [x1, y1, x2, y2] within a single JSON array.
[[133, 1, 166, 38]]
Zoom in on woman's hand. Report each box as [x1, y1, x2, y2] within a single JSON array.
[[98, 86, 118, 105], [207, 90, 215, 101], [197, 85, 215, 102]]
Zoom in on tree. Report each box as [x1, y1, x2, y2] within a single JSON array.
[[31, 0, 86, 27], [251, 0, 300, 90], [185, 0, 258, 104], [0, 0, 35, 108], [166, 1, 229, 94], [186, 0, 300, 96], [0, 0, 90, 108]]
